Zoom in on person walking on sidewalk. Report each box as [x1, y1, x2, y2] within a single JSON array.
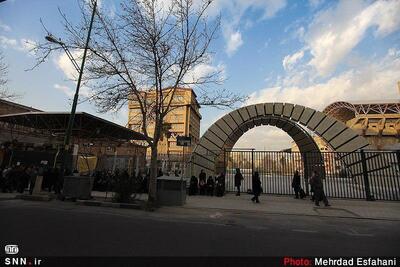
[[310, 171, 330, 207], [292, 170, 301, 199], [234, 168, 244, 196], [251, 171, 262, 203]]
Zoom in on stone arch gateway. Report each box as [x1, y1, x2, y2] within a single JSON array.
[[190, 102, 371, 179]]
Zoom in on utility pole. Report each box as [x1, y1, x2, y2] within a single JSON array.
[[59, 0, 97, 174]]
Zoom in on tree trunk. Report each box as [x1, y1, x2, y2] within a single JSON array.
[[147, 144, 158, 208]]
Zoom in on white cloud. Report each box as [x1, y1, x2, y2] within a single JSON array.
[[184, 62, 226, 85], [84, 0, 102, 8], [214, 0, 286, 56], [234, 48, 400, 150], [248, 48, 400, 111], [207, 0, 286, 19], [0, 35, 17, 48], [19, 39, 37, 55], [54, 83, 92, 98], [0, 21, 11, 32], [54, 49, 83, 80], [225, 30, 243, 56], [54, 84, 74, 98], [305, 0, 400, 76], [0, 36, 36, 56], [309, 0, 324, 9], [282, 50, 304, 71]]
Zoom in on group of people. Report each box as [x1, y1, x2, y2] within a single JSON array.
[[189, 168, 330, 207], [292, 170, 330, 207], [0, 163, 63, 194], [189, 170, 226, 197], [189, 168, 263, 203], [234, 168, 262, 203], [93, 169, 151, 194]]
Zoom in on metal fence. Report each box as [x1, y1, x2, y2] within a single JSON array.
[[224, 150, 400, 201], [145, 153, 191, 177]]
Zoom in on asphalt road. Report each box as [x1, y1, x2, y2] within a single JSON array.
[[1, 199, 399, 257]]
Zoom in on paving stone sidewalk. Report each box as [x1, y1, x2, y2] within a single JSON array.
[[181, 193, 400, 221], [2, 191, 399, 221]]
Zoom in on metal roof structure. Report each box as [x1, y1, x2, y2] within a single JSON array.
[[323, 100, 400, 123], [0, 99, 42, 115], [0, 112, 146, 141]]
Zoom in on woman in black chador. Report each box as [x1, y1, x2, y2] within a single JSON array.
[[310, 171, 330, 207], [206, 175, 215, 196], [234, 168, 244, 196], [189, 176, 198, 195], [292, 170, 301, 199], [198, 170, 207, 195], [215, 172, 225, 197], [251, 171, 261, 203]]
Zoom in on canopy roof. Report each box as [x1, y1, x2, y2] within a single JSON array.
[[323, 100, 400, 122], [0, 112, 146, 141]]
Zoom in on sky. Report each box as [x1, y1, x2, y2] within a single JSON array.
[[1, 0, 399, 151]]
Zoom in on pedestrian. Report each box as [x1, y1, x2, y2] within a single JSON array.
[[292, 170, 301, 199], [309, 173, 315, 202], [251, 171, 262, 203], [215, 172, 225, 197], [310, 171, 330, 207], [206, 175, 215, 196], [16, 165, 29, 194], [189, 175, 198, 195], [199, 169, 207, 195], [28, 165, 38, 195], [234, 168, 244, 196]]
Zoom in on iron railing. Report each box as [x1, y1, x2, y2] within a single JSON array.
[[223, 150, 400, 201]]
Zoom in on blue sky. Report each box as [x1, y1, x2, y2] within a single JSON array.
[[1, 0, 400, 150]]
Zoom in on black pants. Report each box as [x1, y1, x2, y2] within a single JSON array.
[[236, 185, 241, 195]]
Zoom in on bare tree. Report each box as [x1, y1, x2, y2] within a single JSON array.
[[0, 51, 17, 100], [32, 0, 246, 207]]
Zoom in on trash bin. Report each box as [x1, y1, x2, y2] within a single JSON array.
[[157, 176, 186, 206], [62, 176, 94, 200]]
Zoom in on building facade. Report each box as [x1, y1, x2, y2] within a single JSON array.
[[323, 100, 400, 150], [128, 88, 201, 155], [0, 100, 146, 174]]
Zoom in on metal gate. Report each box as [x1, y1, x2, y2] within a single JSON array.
[[224, 149, 400, 201]]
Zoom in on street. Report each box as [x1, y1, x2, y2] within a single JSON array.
[[1, 199, 399, 257]]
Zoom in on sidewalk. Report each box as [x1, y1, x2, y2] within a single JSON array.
[[181, 193, 400, 221], [0, 192, 18, 201], [2, 191, 399, 221]]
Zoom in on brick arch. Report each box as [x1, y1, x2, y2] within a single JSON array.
[[191, 103, 370, 178]]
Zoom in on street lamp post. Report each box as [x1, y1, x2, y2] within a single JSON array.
[[46, 0, 97, 174], [45, 35, 80, 73]]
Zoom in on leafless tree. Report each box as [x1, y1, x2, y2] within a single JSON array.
[[32, 0, 247, 207], [0, 51, 17, 100]]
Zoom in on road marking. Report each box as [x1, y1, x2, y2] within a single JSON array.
[[209, 212, 223, 219], [346, 228, 374, 237], [347, 233, 374, 237], [292, 229, 318, 233]]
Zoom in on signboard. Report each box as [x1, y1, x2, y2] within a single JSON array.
[[177, 136, 191, 147]]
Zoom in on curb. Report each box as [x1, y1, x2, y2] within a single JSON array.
[[0, 197, 18, 201], [178, 205, 400, 222], [76, 200, 142, 210], [17, 194, 53, 201]]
